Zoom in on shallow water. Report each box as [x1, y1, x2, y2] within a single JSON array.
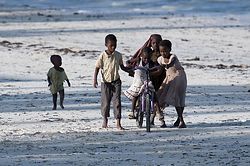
[[0, 0, 250, 17]]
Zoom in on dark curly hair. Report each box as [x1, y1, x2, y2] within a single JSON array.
[[142, 47, 153, 58], [50, 54, 61, 65], [159, 40, 172, 51], [105, 34, 117, 44]]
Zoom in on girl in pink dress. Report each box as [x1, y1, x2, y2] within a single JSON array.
[[157, 40, 187, 128]]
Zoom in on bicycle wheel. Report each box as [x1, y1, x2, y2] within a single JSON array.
[[136, 97, 143, 128], [145, 93, 151, 132]]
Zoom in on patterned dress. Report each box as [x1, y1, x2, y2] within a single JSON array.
[[123, 61, 154, 100], [157, 54, 187, 108]]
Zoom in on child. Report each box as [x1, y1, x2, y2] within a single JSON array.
[[47, 55, 71, 110], [124, 47, 166, 128], [157, 40, 187, 128], [126, 34, 166, 126], [126, 34, 162, 67], [93, 34, 130, 130]]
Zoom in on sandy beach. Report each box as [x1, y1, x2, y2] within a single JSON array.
[[0, 7, 250, 166]]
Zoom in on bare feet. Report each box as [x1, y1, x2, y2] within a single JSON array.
[[102, 118, 108, 128], [116, 119, 125, 130], [102, 125, 108, 128], [173, 117, 180, 127], [160, 123, 167, 128], [128, 112, 136, 119], [117, 125, 125, 130], [178, 121, 186, 128], [60, 104, 64, 109]]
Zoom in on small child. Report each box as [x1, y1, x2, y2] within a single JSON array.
[[157, 40, 187, 128], [93, 34, 130, 130], [124, 47, 166, 128], [47, 55, 70, 110]]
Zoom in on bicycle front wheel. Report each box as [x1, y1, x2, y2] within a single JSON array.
[[136, 97, 143, 128], [145, 93, 151, 132]]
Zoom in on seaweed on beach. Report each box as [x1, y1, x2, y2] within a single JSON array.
[[182, 62, 249, 69], [0, 40, 23, 48]]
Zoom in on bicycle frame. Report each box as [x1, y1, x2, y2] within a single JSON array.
[[135, 67, 154, 132]]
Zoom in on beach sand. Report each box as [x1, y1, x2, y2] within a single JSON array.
[[0, 11, 250, 165]]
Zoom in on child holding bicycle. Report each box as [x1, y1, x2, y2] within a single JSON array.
[[157, 40, 187, 128], [124, 47, 166, 128], [126, 34, 166, 127]]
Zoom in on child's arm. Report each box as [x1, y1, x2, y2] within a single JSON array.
[[120, 64, 132, 73], [93, 67, 100, 88], [149, 66, 164, 77], [162, 57, 176, 69], [120, 64, 135, 76], [47, 76, 52, 87], [126, 56, 140, 66], [66, 79, 71, 87]]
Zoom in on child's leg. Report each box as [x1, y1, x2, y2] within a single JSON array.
[[101, 82, 112, 128], [59, 90, 64, 109], [150, 108, 156, 125], [102, 117, 108, 128], [52, 93, 57, 110], [111, 79, 124, 130], [175, 107, 186, 128], [152, 94, 166, 127], [173, 117, 180, 127], [156, 103, 166, 128], [128, 97, 137, 119], [116, 118, 124, 130], [150, 93, 157, 125]]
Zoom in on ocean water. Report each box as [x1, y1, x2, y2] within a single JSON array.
[[0, 0, 250, 17]]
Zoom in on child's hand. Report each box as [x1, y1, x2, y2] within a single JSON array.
[[93, 79, 98, 88], [128, 69, 135, 77], [66, 79, 71, 87], [162, 64, 169, 69], [126, 60, 131, 66]]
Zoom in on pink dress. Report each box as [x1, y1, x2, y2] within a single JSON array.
[[157, 54, 187, 108]]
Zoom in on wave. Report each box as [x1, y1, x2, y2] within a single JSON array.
[[0, 0, 250, 16]]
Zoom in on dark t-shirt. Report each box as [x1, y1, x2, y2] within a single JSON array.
[[148, 60, 165, 91]]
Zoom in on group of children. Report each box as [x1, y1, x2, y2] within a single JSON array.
[[47, 33, 187, 130]]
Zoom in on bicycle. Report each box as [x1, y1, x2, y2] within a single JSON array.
[[134, 66, 155, 132]]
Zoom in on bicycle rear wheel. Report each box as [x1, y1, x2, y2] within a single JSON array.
[[145, 94, 151, 132]]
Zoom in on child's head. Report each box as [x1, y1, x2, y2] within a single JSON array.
[[50, 54, 62, 67], [105, 34, 117, 54], [159, 40, 172, 58], [141, 47, 152, 66], [150, 34, 162, 51]]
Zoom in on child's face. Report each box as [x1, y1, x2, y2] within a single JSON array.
[[105, 40, 117, 54], [159, 45, 171, 58], [141, 53, 150, 66], [151, 38, 160, 51]]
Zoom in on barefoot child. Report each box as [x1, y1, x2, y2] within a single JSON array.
[[93, 34, 130, 130], [157, 40, 187, 128], [47, 55, 71, 110]]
